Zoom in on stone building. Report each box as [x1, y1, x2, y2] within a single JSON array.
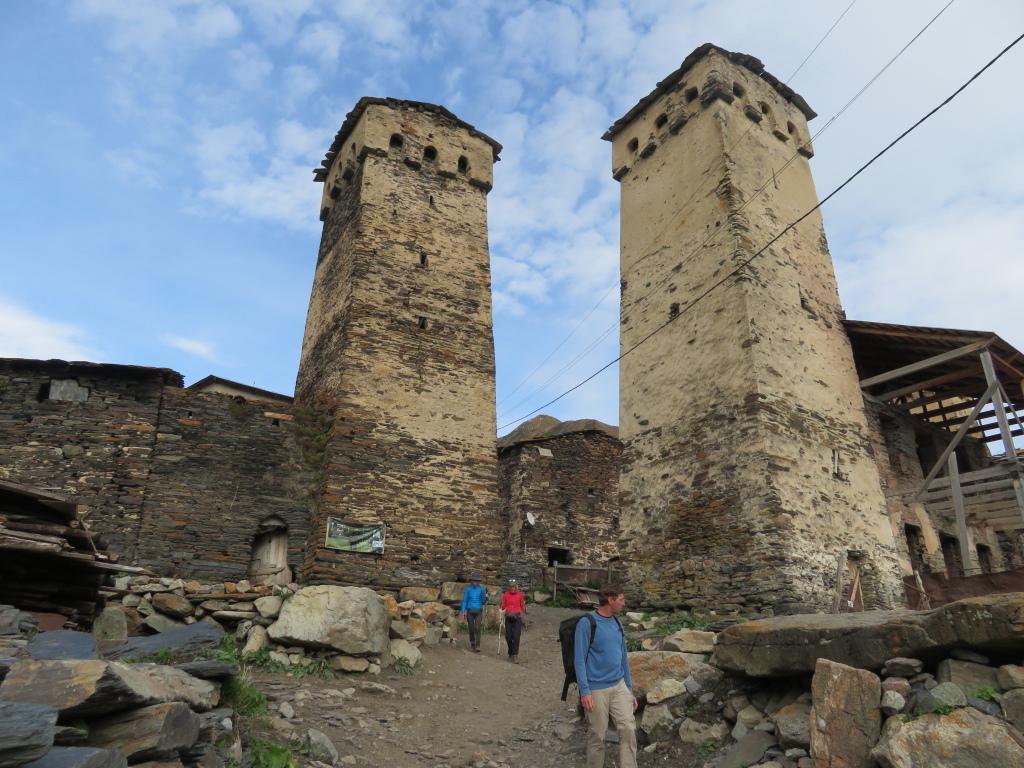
[[607, 44, 1024, 612], [497, 416, 621, 570], [298, 98, 503, 588]]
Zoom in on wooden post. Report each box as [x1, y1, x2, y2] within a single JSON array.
[[981, 350, 1018, 458], [831, 553, 846, 614], [913, 571, 930, 610], [948, 452, 972, 576]]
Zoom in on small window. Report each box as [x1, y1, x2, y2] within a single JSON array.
[[587, 488, 595, 496], [760, 102, 770, 115], [976, 544, 993, 575], [423, 146, 437, 162], [271, 418, 280, 427], [669, 302, 679, 317], [684, 87, 698, 103], [186, 411, 194, 418], [832, 449, 843, 478], [733, 82, 745, 98], [457, 155, 468, 174], [419, 253, 429, 267], [341, 167, 354, 182], [654, 113, 668, 129], [787, 121, 797, 136], [350, 142, 356, 154], [390, 133, 403, 150], [417, 316, 428, 330], [627, 137, 639, 153]]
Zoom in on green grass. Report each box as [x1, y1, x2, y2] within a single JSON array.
[[220, 675, 269, 717], [249, 738, 297, 768], [625, 638, 644, 653], [970, 686, 997, 701], [697, 740, 717, 756], [392, 657, 414, 676]]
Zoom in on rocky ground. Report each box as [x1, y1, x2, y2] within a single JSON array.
[[248, 605, 719, 768]]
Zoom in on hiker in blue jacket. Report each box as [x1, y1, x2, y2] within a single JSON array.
[[459, 573, 488, 653], [574, 584, 636, 768]]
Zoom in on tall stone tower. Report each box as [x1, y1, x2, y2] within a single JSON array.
[[297, 98, 502, 588], [607, 45, 902, 612]]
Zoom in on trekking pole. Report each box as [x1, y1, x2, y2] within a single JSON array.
[[498, 610, 505, 654]]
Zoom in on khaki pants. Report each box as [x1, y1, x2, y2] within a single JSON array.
[[585, 680, 636, 768]]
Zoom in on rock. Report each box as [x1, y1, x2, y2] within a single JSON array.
[[87, 702, 200, 762], [718, 730, 775, 768], [872, 705, 1024, 767], [422, 627, 443, 647], [143, 614, 186, 634], [949, 648, 989, 664], [171, 660, 238, 680], [389, 621, 412, 640], [253, 597, 283, 619], [389, 639, 421, 668], [881, 677, 912, 697], [1001, 689, 1024, 731], [0, 701, 57, 768], [639, 704, 675, 742], [278, 702, 295, 720], [881, 658, 923, 678], [305, 729, 338, 766], [880, 690, 906, 717], [268, 586, 389, 655], [152, 594, 193, 619], [966, 696, 1001, 717], [26, 631, 98, 660], [105, 622, 224, 661], [533, 592, 551, 604], [916, 682, 966, 714], [242, 626, 269, 657], [677, 719, 729, 745], [403, 618, 427, 641], [627, 651, 724, 700], [736, 705, 764, 730], [20, 748, 127, 768], [92, 609, 128, 645], [645, 678, 688, 705], [360, 682, 396, 694], [661, 630, 715, 654], [330, 655, 370, 673], [772, 703, 810, 749], [398, 587, 439, 603], [810, 659, 881, 768], [235, 581, 252, 594], [211, 611, 257, 622], [420, 602, 450, 624], [997, 665, 1024, 691], [52, 725, 89, 747], [0, 659, 215, 717], [936, 659, 1001, 696], [715, 594, 1024, 677]]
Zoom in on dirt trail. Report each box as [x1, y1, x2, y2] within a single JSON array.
[[251, 605, 599, 768]]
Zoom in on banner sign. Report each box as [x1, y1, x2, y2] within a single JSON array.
[[325, 518, 385, 554]]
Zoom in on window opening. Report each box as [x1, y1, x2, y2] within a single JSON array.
[[389, 133, 403, 150], [685, 87, 698, 103], [423, 146, 437, 162], [627, 137, 639, 153], [654, 113, 668, 129], [760, 102, 770, 115], [939, 533, 964, 577], [976, 543, 993, 574], [547, 546, 570, 567], [419, 253, 429, 267], [732, 82, 745, 98], [457, 155, 468, 174], [417, 316, 429, 330], [669, 302, 679, 317], [832, 449, 843, 478], [904, 524, 927, 574], [787, 121, 797, 136]]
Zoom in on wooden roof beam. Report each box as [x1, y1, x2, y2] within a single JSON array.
[[860, 339, 992, 390], [876, 363, 985, 402]]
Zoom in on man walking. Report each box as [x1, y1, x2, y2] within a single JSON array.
[[459, 574, 487, 653], [500, 578, 527, 663], [574, 584, 636, 768]]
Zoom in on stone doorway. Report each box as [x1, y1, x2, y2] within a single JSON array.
[[248, 516, 292, 585]]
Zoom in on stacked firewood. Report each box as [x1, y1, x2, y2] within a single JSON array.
[[0, 479, 152, 628]]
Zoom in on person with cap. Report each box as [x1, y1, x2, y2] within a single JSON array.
[[499, 578, 527, 663], [459, 574, 488, 653]]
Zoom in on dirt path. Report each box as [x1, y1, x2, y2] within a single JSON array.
[[251, 605, 600, 768]]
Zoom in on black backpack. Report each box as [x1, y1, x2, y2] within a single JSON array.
[[557, 612, 624, 701]]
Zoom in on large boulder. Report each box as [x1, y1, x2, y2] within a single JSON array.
[[714, 594, 1024, 677], [627, 651, 724, 701], [0, 701, 57, 768], [268, 586, 388, 655], [661, 630, 715, 654], [397, 587, 439, 603], [809, 659, 881, 768], [872, 706, 1024, 767], [104, 622, 224, 662], [389, 639, 422, 668]]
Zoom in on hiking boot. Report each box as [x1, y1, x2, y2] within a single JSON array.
[[473, 647, 481, 653], [512, 655, 519, 664]]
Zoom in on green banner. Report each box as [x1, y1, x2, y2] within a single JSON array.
[[325, 518, 385, 553]]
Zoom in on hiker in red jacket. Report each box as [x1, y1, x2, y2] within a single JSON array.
[[500, 579, 527, 663]]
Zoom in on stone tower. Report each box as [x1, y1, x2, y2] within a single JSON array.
[[607, 45, 902, 612], [297, 98, 502, 588]]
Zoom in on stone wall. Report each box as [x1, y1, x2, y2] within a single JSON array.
[[295, 100, 502, 588], [611, 46, 902, 612], [498, 431, 621, 569], [0, 359, 312, 580]]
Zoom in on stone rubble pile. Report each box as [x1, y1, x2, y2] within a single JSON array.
[[619, 594, 1024, 767]]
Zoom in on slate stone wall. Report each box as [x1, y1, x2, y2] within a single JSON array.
[[498, 431, 621, 569]]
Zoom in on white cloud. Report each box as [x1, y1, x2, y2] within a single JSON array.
[[0, 297, 99, 361], [161, 334, 219, 361], [296, 21, 345, 67], [229, 43, 274, 90]]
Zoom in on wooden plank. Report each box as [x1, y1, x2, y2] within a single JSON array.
[[927, 490, 1020, 513], [916, 477, 1016, 502], [830, 553, 845, 614], [877, 363, 984, 402], [967, 426, 1024, 440], [848, 326, 991, 344], [859, 339, 991, 389], [0, 535, 63, 553], [898, 383, 986, 412], [948, 454, 973, 573], [981, 352, 1018, 457], [990, 351, 1024, 381]]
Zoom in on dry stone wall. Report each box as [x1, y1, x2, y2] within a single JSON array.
[[497, 431, 621, 568], [296, 101, 502, 589]]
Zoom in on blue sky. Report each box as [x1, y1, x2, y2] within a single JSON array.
[[2, 1, 1023, 435]]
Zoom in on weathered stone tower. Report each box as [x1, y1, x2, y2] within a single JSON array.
[[607, 45, 902, 612], [297, 98, 502, 588]]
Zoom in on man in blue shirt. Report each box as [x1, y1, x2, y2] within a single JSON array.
[[459, 573, 488, 653], [574, 584, 636, 768]]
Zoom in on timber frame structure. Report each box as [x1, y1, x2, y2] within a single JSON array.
[[850, 321, 1024, 571]]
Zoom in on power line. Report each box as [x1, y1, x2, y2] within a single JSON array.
[[496, 30, 1024, 433], [498, 6, 951, 421]]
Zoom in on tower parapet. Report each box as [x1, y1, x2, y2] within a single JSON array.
[[609, 45, 901, 613], [297, 98, 502, 588]]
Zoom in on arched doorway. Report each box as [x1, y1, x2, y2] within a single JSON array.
[[248, 516, 292, 585]]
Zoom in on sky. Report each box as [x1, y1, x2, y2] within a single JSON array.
[[2, 1, 1023, 437]]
